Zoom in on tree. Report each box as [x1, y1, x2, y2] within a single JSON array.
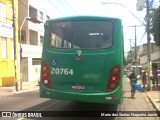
[[151, 7, 160, 46]]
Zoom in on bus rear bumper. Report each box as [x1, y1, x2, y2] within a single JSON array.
[[40, 88, 123, 104]]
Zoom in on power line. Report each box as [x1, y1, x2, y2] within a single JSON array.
[[48, 0, 65, 16], [128, 25, 143, 63], [64, 0, 77, 15], [20, 0, 78, 18], [139, 31, 146, 44], [102, 2, 145, 26], [19, 0, 28, 9], [58, 0, 74, 15]]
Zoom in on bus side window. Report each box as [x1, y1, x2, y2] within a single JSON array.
[[51, 33, 63, 47], [51, 33, 56, 47], [101, 35, 112, 48]]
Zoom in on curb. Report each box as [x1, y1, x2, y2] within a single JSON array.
[[13, 88, 39, 94], [145, 91, 160, 112], [0, 88, 39, 98]]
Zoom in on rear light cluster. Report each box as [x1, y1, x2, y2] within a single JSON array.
[[41, 63, 51, 88], [106, 65, 120, 92]]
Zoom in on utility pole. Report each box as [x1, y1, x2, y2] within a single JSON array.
[[129, 25, 143, 64], [12, 0, 18, 91], [146, 0, 151, 91], [136, 0, 151, 90], [135, 25, 137, 62], [129, 39, 132, 58], [129, 25, 142, 75], [128, 25, 142, 65], [129, 39, 134, 61]]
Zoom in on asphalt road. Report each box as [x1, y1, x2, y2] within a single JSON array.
[[0, 76, 159, 120]]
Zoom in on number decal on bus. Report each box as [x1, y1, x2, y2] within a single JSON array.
[[51, 68, 73, 75]]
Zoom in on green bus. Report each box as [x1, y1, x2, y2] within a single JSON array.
[[40, 16, 124, 104]]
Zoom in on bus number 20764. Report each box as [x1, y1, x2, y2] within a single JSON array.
[[51, 68, 73, 75]]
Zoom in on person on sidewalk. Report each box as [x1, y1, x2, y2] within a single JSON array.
[[129, 69, 137, 98], [152, 67, 158, 87], [141, 70, 147, 91]]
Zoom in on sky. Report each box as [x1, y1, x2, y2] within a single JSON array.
[[33, 0, 158, 52]]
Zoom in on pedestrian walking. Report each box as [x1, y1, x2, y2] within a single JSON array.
[[152, 68, 158, 87], [141, 70, 147, 91], [129, 69, 137, 98]]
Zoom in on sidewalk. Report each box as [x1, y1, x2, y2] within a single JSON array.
[[145, 85, 160, 112], [0, 79, 159, 111], [0, 81, 39, 98], [131, 77, 160, 112]]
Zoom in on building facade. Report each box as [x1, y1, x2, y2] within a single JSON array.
[[139, 43, 160, 66], [18, 0, 52, 83], [0, 0, 19, 87]]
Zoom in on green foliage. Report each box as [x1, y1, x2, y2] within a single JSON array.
[[152, 7, 160, 46]]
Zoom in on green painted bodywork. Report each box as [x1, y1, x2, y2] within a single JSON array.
[[40, 16, 124, 104]]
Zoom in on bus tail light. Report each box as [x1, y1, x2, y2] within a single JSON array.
[[106, 65, 120, 92], [41, 63, 51, 88]]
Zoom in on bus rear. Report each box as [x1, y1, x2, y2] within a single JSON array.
[[40, 16, 123, 104]]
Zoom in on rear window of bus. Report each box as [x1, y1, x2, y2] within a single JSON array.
[[50, 20, 113, 49]]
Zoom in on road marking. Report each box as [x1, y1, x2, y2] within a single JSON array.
[[17, 118, 25, 120], [37, 100, 62, 111]]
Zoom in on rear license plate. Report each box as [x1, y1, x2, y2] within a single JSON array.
[[72, 84, 85, 90]]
